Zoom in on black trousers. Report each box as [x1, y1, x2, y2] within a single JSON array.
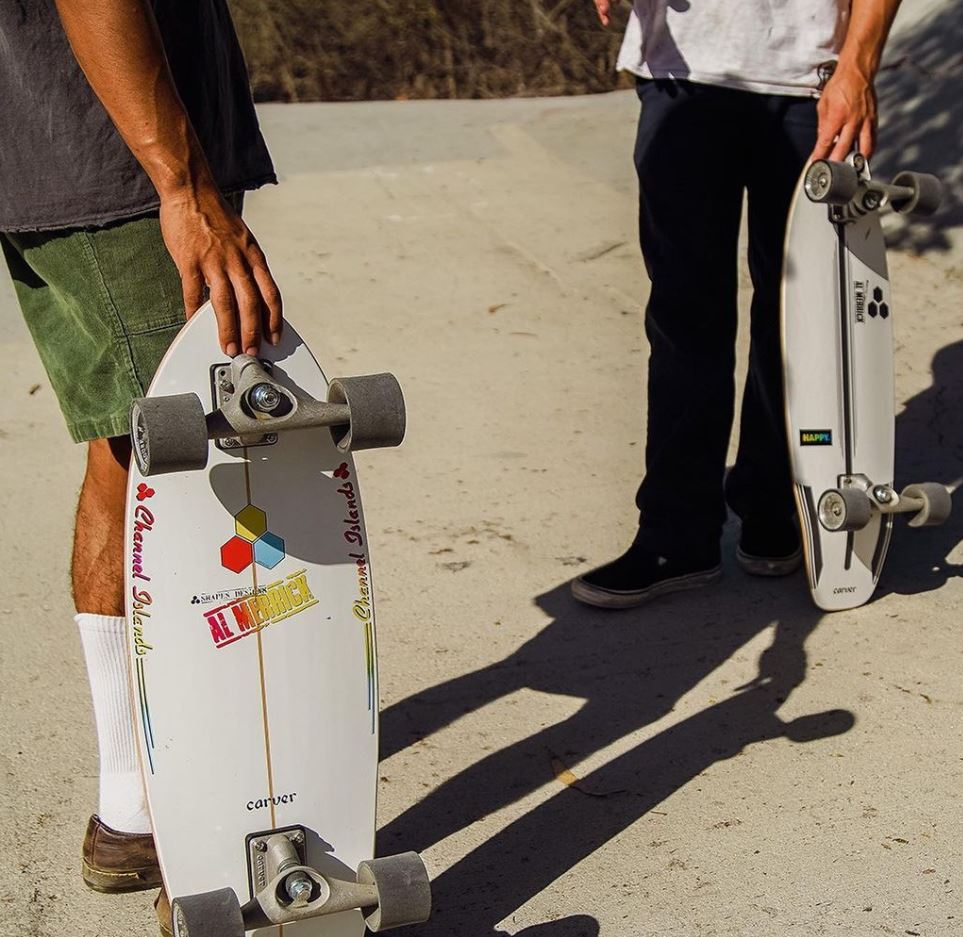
[[632, 79, 818, 555]]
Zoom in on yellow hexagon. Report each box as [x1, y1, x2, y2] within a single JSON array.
[[235, 504, 268, 542]]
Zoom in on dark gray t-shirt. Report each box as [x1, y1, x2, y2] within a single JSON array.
[[0, 1, 276, 232]]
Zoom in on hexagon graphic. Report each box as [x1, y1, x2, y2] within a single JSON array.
[[868, 302, 878, 318], [879, 303, 890, 319], [221, 536, 254, 573], [235, 504, 268, 542], [873, 286, 884, 302], [254, 531, 286, 570]]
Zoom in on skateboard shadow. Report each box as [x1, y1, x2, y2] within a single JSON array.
[[877, 338, 963, 598], [377, 535, 852, 936], [874, 3, 963, 253]]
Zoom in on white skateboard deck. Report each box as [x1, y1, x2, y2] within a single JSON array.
[[125, 303, 377, 936], [782, 170, 895, 611]]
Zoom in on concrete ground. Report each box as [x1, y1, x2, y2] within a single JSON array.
[[1, 4, 961, 935]]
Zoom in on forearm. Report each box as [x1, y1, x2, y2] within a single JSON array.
[[836, 0, 903, 79], [53, 0, 215, 201]]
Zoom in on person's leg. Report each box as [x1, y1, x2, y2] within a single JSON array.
[[725, 94, 818, 574], [573, 80, 749, 608], [74, 437, 132, 616], [2, 213, 184, 888]]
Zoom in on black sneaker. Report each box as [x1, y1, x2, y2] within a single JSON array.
[[571, 542, 721, 609], [736, 517, 802, 577]]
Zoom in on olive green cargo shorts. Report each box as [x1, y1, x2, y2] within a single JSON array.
[[1, 212, 184, 443]]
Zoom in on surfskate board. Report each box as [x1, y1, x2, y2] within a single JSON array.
[[124, 301, 430, 936], [781, 155, 951, 612]]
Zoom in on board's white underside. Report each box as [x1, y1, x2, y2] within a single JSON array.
[[125, 304, 376, 936], [782, 177, 895, 611]]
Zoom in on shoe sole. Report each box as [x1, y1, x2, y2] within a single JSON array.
[[82, 859, 163, 894], [736, 546, 803, 578], [570, 565, 722, 609]]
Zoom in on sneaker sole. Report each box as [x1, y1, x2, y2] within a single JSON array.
[[736, 546, 803, 578], [82, 859, 162, 894], [570, 565, 722, 609]]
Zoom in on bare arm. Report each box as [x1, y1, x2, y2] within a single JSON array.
[[812, 0, 903, 161], [53, 0, 281, 356]]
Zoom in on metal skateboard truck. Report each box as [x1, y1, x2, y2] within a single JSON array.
[[131, 355, 406, 476], [817, 477, 951, 533], [804, 153, 944, 220], [171, 829, 431, 937]]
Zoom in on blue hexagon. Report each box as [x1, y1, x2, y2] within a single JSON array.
[[254, 531, 285, 569]]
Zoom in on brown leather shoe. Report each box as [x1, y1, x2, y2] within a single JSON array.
[[155, 887, 172, 937], [82, 815, 162, 893]]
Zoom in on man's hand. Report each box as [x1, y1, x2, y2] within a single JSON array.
[[810, 0, 902, 163], [54, 0, 282, 356], [594, 0, 614, 27], [160, 187, 282, 356], [811, 64, 878, 161]]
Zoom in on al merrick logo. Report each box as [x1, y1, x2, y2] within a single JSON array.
[[800, 429, 833, 446], [203, 569, 318, 649]]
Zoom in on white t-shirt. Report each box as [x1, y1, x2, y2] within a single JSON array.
[[617, 0, 852, 96]]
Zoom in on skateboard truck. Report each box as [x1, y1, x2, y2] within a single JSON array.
[[817, 476, 951, 533], [169, 829, 431, 936], [130, 355, 406, 476], [804, 155, 944, 222]]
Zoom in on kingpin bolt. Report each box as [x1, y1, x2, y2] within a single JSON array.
[[285, 872, 313, 905], [249, 382, 282, 413]]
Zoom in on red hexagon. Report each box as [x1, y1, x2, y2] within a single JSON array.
[[220, 536, 253, 573]]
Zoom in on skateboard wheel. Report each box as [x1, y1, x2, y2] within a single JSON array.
[[171, 888, 244, 937], [818, 487, 873, 532], [357, 851, 431, 931], [130, 394, 209, 476], [804, 159, 860, 205], [903, 482, 952, 527], [327, 373, 406, 453], [890, 171, 943, 217]]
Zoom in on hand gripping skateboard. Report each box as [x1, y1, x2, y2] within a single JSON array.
[[781, 155, 952, 611], [124, 302, 430, 936]]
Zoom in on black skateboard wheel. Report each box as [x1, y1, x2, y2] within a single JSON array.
[[804, 160, 860, 205], [171, 888, 245, 937], [326, 373, 406, 453], [357, 851, 432, 931], [903, 482, 952, 527], [130, 394, 209, 476], [890, 171, 943, 217], [818, 487, 873, 532]]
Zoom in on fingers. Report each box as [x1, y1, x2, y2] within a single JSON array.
[[208, 277, 240, 358], [595, 0, 610, 26], [811, 102, 839, 162], [859, 119, 876, 160], [181, 267, 206, 319], [208, 263, 265, 357], [251, 254, 283, 346], [230, 268, 265, 357], [183, 242, 283, 357], [828, 121, 858, 162]]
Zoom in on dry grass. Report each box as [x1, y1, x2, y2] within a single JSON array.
[[228, 0, 631, 102]]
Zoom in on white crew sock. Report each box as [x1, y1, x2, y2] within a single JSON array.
[[75, 613, 152, 835]]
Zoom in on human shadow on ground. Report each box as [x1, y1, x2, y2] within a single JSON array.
[[875, 3, 963, 253], [878, 338, 963, 598], [377, 544, 850, 935]]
